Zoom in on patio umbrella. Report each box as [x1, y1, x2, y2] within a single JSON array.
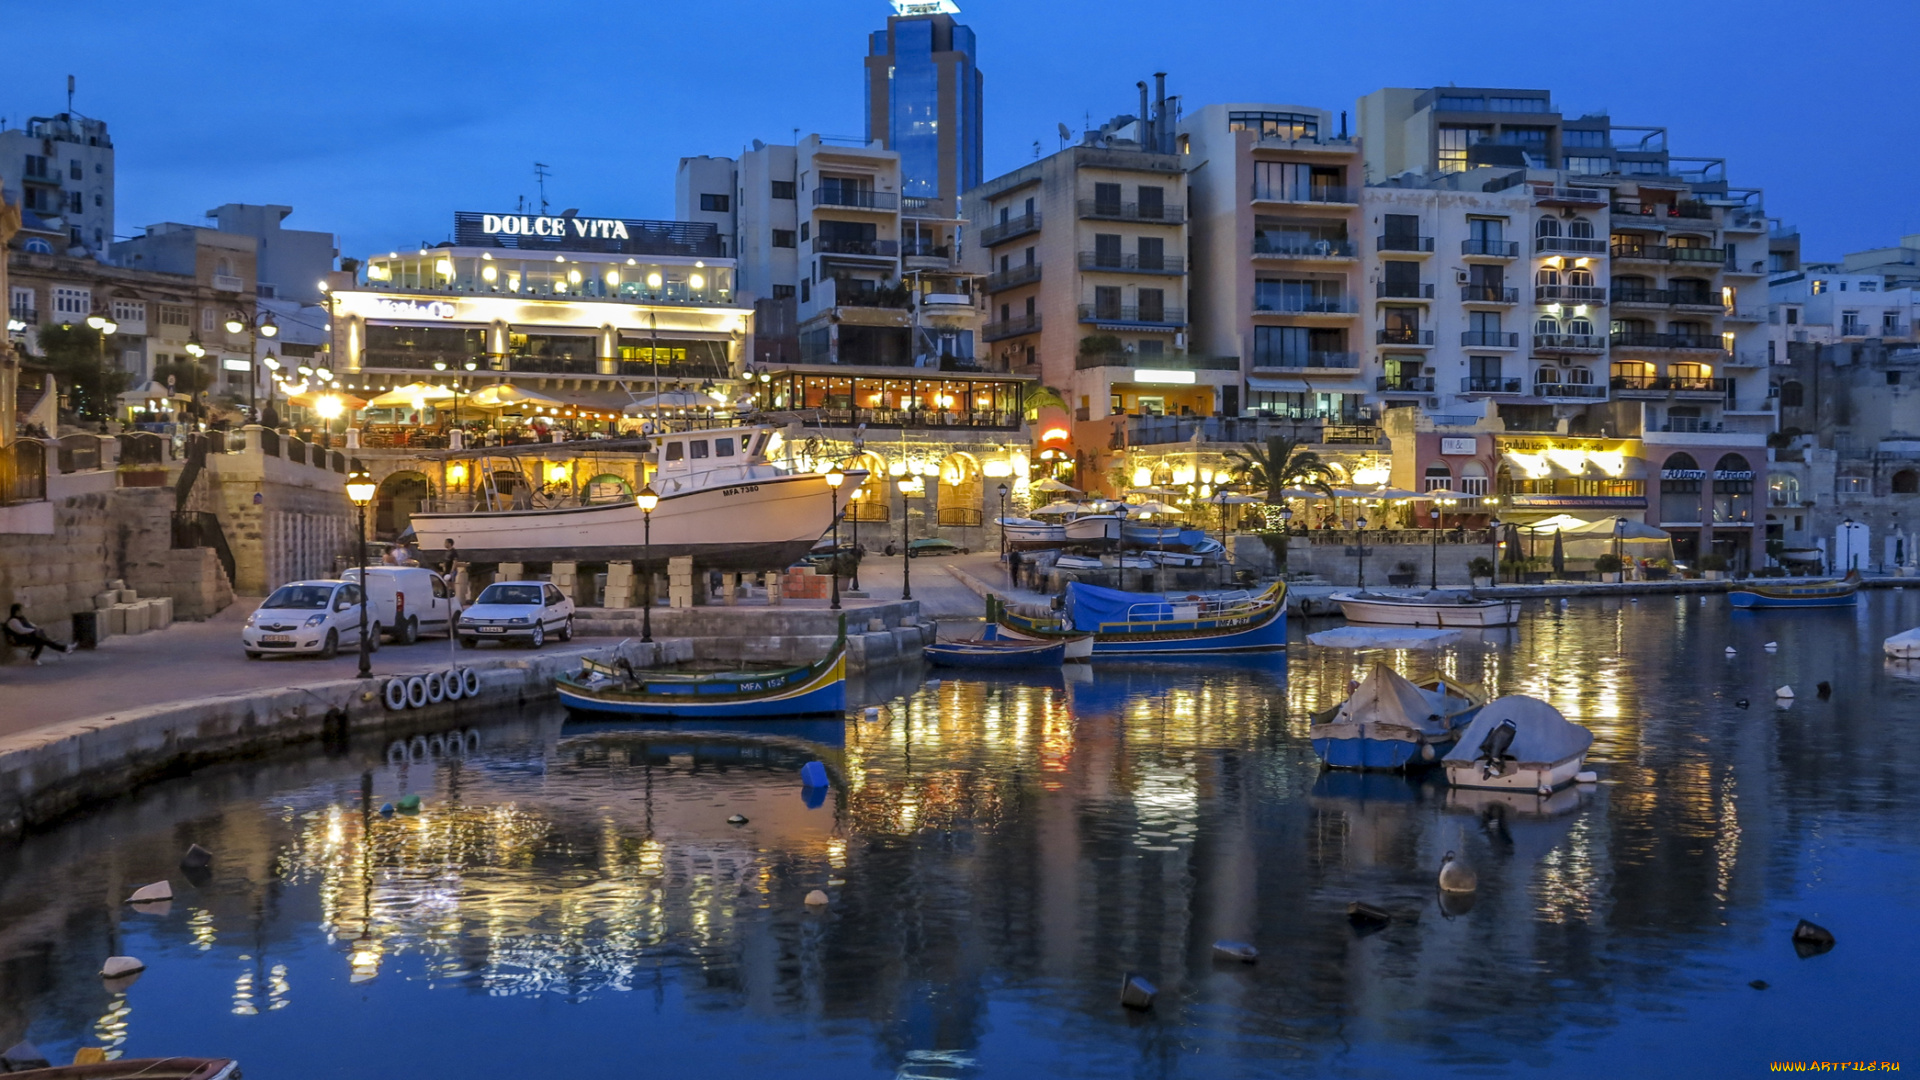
[[1033, 478, 1081, 494], [286, 388, 369, 411], [467, 383, 564, 409], [1128, 501, 1183, 517], [1505, 523, 1525, 563], [367, 381, 456, 408], [1217, 493, 1266, 504], [1551, 529, 1566, 575], [1370, 486, 1422, 500], [1030, 501, 1083, 516], [1420, 488, 1478, 502], [1281, 487, 1331, 499], [624, 389, 715, 413]]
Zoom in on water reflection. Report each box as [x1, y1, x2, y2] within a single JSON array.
[[3, 593, 1920, 1074]]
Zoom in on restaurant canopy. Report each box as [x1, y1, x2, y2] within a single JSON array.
[[466, 384, 564, 409], [368, 382, 456, 408], [1033, 479, 1081, 493], [1029, 501, 1083, 516]]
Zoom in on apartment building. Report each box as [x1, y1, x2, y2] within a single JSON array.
[[0, 111, 114, 258], [206, 204, 338, 305], [109, 223, 263, 399]]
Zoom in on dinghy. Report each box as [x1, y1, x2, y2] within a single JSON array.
[[556, 620, 847, 718], [1310, 662, 1485, 770], [1729, 572, 1860, 609], [1441, 695, 1593, 792], [1330, 590, 1522, 628], [1886, 627, 1920, 659], [924, 638, 1067, 669]]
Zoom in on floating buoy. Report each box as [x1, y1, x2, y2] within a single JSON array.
[[1775, 685, 1794, 699], [1211, 939, 1259, 962], [727, 814, 748, 825], [1817, 682, 1832, 699], [1438, 851, 1477, 893], [1792, 918, 1836, 957], [1119, 973, 1157, 1010], [379, 802, 395, 817], [1575, 771, 1598, 784], [127, 881, 172, 904], [1736, 699, 1750, 709], [180, 844, 212, 871], [1726, 647, 1737, 656], [804, 890, 830, 907], [799, 761, 830, 788], [1764, 641, 1778, 652], [99, 956, 145, 978], [396, 793, 421, 814]]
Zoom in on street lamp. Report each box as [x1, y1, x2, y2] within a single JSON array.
[[997, 482, 1010, 561], [637, 484, 659, 643], [1355, 515, 1370, 589], [84, 314, 119, 428], [345, 468, 378, 678], [1613, 516, 1627, 567], [824, 466, 846, 611], [1841, 517, 1855, 575], [225, 309, 279, 423], [1487, 517, 1504, 586], [1430, 495, 1454, 589], [848, 488, 864, 592], [898, 477, 916, 601]]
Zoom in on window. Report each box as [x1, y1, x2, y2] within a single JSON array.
[[1137, 288, 1165, 323], [700, 193, 730, 212], [8, 286, 32, 316], [1563, 130, 1609, 149], [1786, 308, 1799, 325], [23, 154, 47, 178], [1093, 233, 1122, 267], [1488, 97, 1549, 112], [1227, 111, 1319, 140], [799, 222, 809, 241], [1137, 236, 1164, 270], [1811, 280, 1827, 295], [689, 439, 710, 459], [1565, 156, 1611, 175], [69, 159, 83, 180], [1093, 182, 1121, 213], [771, 229, 796, 248], [799, 279, 809, 303], [1137, 186, 1165, 219], [69, 191, 83, 214], [715, 437, 735, 457], [1424, 464, 1453, 492], [665, 442, 684, 462], [202, 307, 216, 331], [52, 286, 90, 316], [1137, 337, 1164, 357], [1468, 218, 1505, 243], [1535, 217, 1561, 238], [111, 300, 144, 323], [1860, 279, 1878, 292], [1383, 214, 1421, 244], [160, 304, 189, 327], [1093, 286, 1122, 319], [1779, 381, 1804, 407], [1567, 217, 1595, 239], [772, 284, 795, 299], [770, 181, 795, 200], [1436, 126, 1488, 173], [1436, 96, 1487, 111], [1890, 371, 1903, 386]]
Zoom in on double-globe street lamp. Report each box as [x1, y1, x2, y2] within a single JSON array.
[[82, 313, 118, 429], [898, 477, 918, 601], [223, 309, 278, 422], [825, 466, 846, 611], [345, 468, 378, 678]]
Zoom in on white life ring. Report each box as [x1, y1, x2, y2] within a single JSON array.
[[383, 678, 410, 711], [405, 675, 429, 709], [462, 669, 481, 696], [386, 740, 408, 765], [409, 734, 429, 759], [443, 668, 465, 700], [425, 670, 447, 704]]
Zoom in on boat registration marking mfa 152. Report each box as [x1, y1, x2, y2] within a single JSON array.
[[738, 675, 790, 692], [721, 484, 761, 497]]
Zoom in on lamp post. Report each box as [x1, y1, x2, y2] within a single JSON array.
[[1429, 496, 1454, 588], [346, 469, 378, 678], [849, 488, 863, 591], [1613, 515, 1627, 569], [224, 308, 279, 423], [637, 484, 658, 642], [1841, 516, 1855, 575], [898, 477, 916, 601], [83, 313, 119, 428], [1355, 515, 1370, 589], [1488, 517, 1504, 586], [997, 482, 1010, 561], [825, 466, 846, 611]]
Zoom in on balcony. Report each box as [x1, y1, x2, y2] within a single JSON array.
[[1609, 331, 1726, 352], [1077, 252, 1186, 275], [1376, 234, 1435, 253], [1461, 376, 1525, 394], [1533, 185, 1609, 207], [900, 196, 943, 218], [1251, 351, 1360, 371], [900, 238, 953, 264], [813, 188, 898, 211], [1251, 184, 1355, 205], [1609, 375, 1729, 396], [1533, 284, 1606, 304], [6, 306, 37, 327], [1077, 351, 1238, 372], [1535, 236, 1609, 255], [983, 264, 1041, 292], [212, 274, 246, 293], [1375, 281, 1434, 299], [1531, 380, 1609, 400], [1079, 304, 1186, 327], [1611, 200, 1714, 224], [1077, 199, 1186, 224], [1254, 235, 1356, 259], [1611, 288, 1671, 306], [1253, 296, 1358, 315], [1461, 238, 1519, 258], [1610, 241, 1726, 264], [982, 313, 1041, 341], [980, 212, 1040, 246], [1461, 330, 1519, 348], [1460, 285, 1519, 304], [1533, 333, 1607, 353], [813, 237, 899, 258], [1377, 375, 1435, 392], [1376, 328, 1434, 346]]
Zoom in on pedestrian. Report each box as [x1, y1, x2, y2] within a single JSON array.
[[1008, 549, 1024, 586], [438, 538, 459, 576], [5, 604, 75, 664]]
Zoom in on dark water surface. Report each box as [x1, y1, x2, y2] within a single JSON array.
[[5, 593, 1920, 1077]]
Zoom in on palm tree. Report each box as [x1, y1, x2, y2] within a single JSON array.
[[1224, 435, 1335, 504], [1022, 384, 1069, 423]]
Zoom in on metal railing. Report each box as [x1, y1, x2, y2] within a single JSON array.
[[1376, 234, 1435, 253], [1531, 380, 1608, 399], [1461, 376, 1524, 393], [1610, 331, 1726, 351], [1609, 375, 1729, 393], [1256, 295, 1357, 314], [1377, 376, 1434, 392], [983, 264, 1041, 292], [900, 239, 951, 259], [1533, 333, 1607, 352], [1612, 201, 1714, 220], [979, 212, 1040, 246], [1535, 284, 1606, 303], [1461, 330, 1519, 347], [1532, 185, 1608, 204], [1078, 304, 1186, 326], [1126, 415, 1366, 446], [55, 435, 104, 474], [1461, 238, 1519, 257], [1253, 236, 1356, 258], [1461, 285, 1518, 303], [982, 314, 1041, 341], [1376, 328, 1434, 345], [1376, 281, 1434, 299], [1077, 200, 1185, 223], [1250, 351, 1360, 370], [812, 237, 899, 257], [1251, 185, 1354, 204], [1535, 236, 1609, 254], [813, 188, 897, 210], [936, 507, 984, 527], [171, 510, 236, 585], [808, 407, 1021, 430], [1611, 242, 1726, 262], [1077, 252, 1185, 274]]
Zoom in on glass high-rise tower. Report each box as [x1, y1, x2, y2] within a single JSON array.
[[864, 1, 982, 209]]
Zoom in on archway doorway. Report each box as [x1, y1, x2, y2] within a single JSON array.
[[376, 471, 431, 540]]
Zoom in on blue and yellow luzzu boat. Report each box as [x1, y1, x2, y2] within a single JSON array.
[[989, 581, 1288, 656], [556, 619, 847, 718], [1728, 572, 1860, 609]]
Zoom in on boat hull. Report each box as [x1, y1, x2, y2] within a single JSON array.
[[1064, 515, 1121, 542], [997, 518, 1067, 548], [408, 471, 832, 570], [924, 640, 1066, 668], [993, 585, 1289, 655], [1332, 593, 1522, 628], [1312, 733, 1459, 770], [557, 653, 847, 718], [1442, 753, 1585, 791], [1728, 586, 1858, 609]]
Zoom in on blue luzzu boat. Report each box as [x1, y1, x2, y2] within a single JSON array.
[[1310, 662, 1485, 771], [989, 581, 1288, 656], [556, 619, 847, 718], [1728, 571, 1860, 609]]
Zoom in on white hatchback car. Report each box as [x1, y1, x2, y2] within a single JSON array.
[[458, 581, 574, 649], [242, 580, 380, 659]]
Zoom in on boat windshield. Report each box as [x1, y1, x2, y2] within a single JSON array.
[[261, 585, 336, 610], [478, 584, 545, 606]]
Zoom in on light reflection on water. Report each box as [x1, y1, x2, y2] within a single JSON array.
[[2, 593, 1920, 1076]]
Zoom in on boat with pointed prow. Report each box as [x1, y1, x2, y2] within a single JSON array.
[[987, 581, 1288, 656], [1728, 571, 1860, 609], [556, 618, 848, 718]]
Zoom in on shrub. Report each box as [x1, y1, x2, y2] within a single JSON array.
[[1593, 554, 1624, 574], [1468, 556, 1495, 578], [1698, 553, 1730, 572]]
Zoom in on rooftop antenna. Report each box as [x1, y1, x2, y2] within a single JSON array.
[[66, 74, 74, 114], [1032, 140, 1041, 160], [533, 162, 552, 214]]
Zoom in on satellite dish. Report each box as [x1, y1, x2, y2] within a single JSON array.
[[1058, 122, 1072, 142]]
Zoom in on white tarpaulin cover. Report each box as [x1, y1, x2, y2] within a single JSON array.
[[1321, 662, 1464, 739], [1308, 626, 1459, 650], [1886, 627, 1920, 659], [1443, 695, 1594, 768]]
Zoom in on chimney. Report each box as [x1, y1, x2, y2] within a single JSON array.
[[1340, 110, 1348, 140], [1154, 72, 1169, 153], [1137, 81, 1150, 148]]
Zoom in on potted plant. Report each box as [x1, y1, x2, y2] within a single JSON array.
[[1593, 553, 1625, 584], [1387, 561, 1418, 587], [1646, 557, 1672, 582], [1698, 553, 1730, 580], [1469, 556, 1495, 588]]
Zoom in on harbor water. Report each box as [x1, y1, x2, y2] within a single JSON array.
[[3, 591, 1919, 1076]]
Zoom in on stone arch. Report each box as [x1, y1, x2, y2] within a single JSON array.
[[846, 450, 891, 522], [1535, 217, 1562, 238], [376, 470, 432, 539], [1567, 216, 1596, 239], [937, 452, 984, 527], [583, 472, 632, 503], [1422, 460, 1452, 492]]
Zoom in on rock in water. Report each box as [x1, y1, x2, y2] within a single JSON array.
[[99, 956, 145, 978], [1792, 918, 1836, 957], [1736, 699, 1749, 709], [180, 844, 213, 871], [1750, 980, 1770, 990], [127, 881, 172, 904], [1438, 851, 1477, 893], [799, 761, 830, 788], [1816, 682, 1832, 699], [1119, 973, 1157, 1010], [1347, 902, 1392, 929], [1211, 939, 1258, 963], [726, 814, 749, 825], [804, 890, 830, 907]]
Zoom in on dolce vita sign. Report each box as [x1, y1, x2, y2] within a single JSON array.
[[481, 214, 632, 240]]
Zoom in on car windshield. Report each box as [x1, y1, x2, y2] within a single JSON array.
[[477, 584, 545, 606], [262, 585, 336, 610]]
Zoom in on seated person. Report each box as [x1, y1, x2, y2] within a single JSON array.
[[5, 603, 75, 663]]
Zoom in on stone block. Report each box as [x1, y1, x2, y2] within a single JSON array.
[[152, 596, 174, 629], [93, 592, 115, 611], [117, 589, 138, 604], [104, 605, 129, 636], [109, 579, 125, 591], [499, 562, 524, 581], [124, 603, 149, 635]]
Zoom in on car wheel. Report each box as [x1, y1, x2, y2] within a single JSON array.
[[460, 637, 478, 649], [559, 617, 573, 642], [400, 616, 418, 645], [367, 623, 382, 653], [529, 624, 545, 649], [320, 630, 338, 659]]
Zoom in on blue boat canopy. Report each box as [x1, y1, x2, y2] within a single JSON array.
[[1063, 581, 1250, 632]]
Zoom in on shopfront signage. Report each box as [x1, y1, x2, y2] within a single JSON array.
[[480, 213, 632, 241], [1662, 468, 1707, 480], [1715, 469, 1754, 481], [1507, 494, 1648, 510], [1440, 437, 1477, 455], [371, 298, 457, 320], [1133, 369, 1197, 385]]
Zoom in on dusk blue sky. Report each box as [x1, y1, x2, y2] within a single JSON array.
[[4, 0, 1916, 267]]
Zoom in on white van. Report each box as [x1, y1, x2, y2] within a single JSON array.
[[242, 580, 380, 659], [340, 566, 455, 644]]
